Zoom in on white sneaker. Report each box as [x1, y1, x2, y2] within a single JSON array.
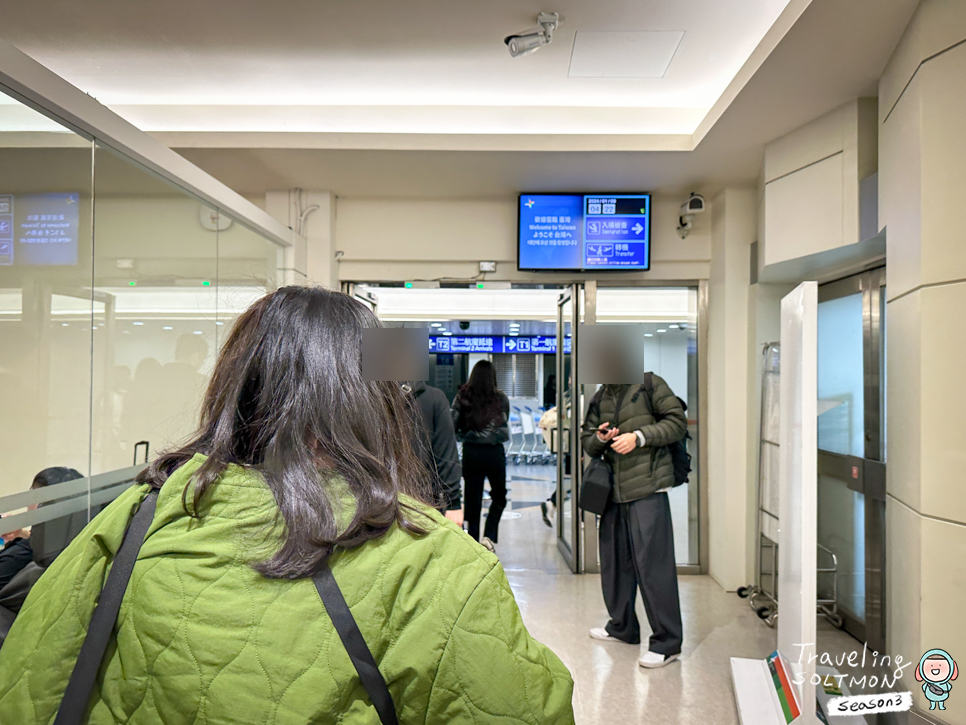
[[589, 627, 625, 643], [639, 651, 679, 669], [481, 537, 496, 553]]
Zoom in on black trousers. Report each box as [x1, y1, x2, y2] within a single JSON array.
[[599, 492, 683, 655], [462, 443, 507, 543], [549, 453, 571, 506]]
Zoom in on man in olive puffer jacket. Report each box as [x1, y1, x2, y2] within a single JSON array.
[[580, 375, 687, 670]]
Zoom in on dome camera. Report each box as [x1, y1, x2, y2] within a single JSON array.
[[459, 321, 471, 331]]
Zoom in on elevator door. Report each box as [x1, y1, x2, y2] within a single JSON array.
[[816, 268, 886, 650]]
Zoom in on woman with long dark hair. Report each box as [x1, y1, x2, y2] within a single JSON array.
[[451, 360, 509, 552], [0, 287, 575, 724]]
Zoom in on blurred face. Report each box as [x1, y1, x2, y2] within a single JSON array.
[[925, 657, 951, 682]]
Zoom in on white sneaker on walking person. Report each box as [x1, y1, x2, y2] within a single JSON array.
[[638, 651, 679, 669], [588, 627, 628, 643], [481, 536, 496, 553]]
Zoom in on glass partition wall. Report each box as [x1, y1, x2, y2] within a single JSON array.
[[0, 86, 280, 550]]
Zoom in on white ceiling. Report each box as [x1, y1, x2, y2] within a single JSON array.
[[0, 0, 921, 199], [0, 0, 792, 136]]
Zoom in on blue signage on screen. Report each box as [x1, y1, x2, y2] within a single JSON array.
[[0, 193, 80, 266], [429, 336, 571, 354], [518, 194, 650, 271]]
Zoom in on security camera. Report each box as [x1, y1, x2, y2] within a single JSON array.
[[505, 12, 559, 58], [505, 32, 548, 58], [677, 193, 706, 239], [459, 321, 471, 331], [680, 193, 706, 217]]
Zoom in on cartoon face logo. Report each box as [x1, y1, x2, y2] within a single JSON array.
[[917, 649, 958, 711]]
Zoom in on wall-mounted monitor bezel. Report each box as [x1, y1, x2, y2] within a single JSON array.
[[516, 192, 652, 273]]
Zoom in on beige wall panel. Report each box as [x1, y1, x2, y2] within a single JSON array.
[[762, 154, 844, 267], [919, 515, 966, 723], [885, 290, 922, 511], [879, 0, 966, 122], [763, 103, 848, 184], [919, 282, 966, 524], [920, 44, 966, 290], [886, 498, 922, 690], [334, 197, 711, 282], [880, 73, 922, 301]]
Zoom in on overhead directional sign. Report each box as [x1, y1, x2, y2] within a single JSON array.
[[519, 193, 651, 271], [429, 336, 571, 354]]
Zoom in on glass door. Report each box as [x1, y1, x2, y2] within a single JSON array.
[[816, 268, 886, 649]]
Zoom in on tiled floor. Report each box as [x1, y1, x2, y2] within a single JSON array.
[[487, 465, 871, 725]]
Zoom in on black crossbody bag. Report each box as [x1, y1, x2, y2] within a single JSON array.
[[578, 385, 629, 515], [53, 489, 398, 725]]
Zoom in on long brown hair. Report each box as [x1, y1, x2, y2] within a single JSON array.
[[138, 286, 432, 579], [456, 360, 505, 433]]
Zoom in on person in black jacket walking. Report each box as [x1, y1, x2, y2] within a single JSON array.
[[404, 381, 463, 526], [451, 361, 509, 553]]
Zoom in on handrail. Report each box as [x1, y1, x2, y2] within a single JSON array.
[[0, 464, 145, 514]]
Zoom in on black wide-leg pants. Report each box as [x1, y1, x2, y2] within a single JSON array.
[[462, 443, 507, 543], [599, 492, 683, 656]]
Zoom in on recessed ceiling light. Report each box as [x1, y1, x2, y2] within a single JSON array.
[[133, 321, 144, 326], [431, 323, 443, 328], [644, 333, 654, 337], [509, 332, 519, 337], [509, 323, 521, 327], [215, 321, 224, 326], [163, 326, 173, 330], [443, 331, 453, 336], [193, 331, 203, 335], [61, 323, 69, 327], [669, 324, 679, 329], [657, 329, 667, 333]]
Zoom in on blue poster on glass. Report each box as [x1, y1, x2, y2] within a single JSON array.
[[0, 193, 80, 266]]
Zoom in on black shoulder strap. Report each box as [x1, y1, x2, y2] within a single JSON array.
[[634, 373, 656, 417], [612, 385, 631, 426], [589, 386, 605, 419], [313, 565, 399, 725], [55, 488, 159, 725]]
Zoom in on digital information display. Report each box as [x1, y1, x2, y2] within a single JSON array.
[[0, 193, 80, 267], [517, 193, 651, 271], [429, 336, 571, 354]]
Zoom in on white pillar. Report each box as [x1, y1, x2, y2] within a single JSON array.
[[265, 190, 336, 288], [778, 281, 818, 722], [708, 187, 755, 589]]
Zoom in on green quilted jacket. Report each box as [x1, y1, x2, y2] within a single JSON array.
[[0, 455, 574, 724]]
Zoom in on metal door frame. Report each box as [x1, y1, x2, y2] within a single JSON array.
[[555, 284, 580, 572], [817, 266, 886, 651]]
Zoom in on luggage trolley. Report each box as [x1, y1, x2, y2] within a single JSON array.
[[507, 407, 525, 464], [737, 343, 843, 629]]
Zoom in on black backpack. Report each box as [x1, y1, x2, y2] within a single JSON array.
[[590, 375, 692, 487]]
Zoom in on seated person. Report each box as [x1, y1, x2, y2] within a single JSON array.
[[0, 467, 83, 590], [0, 287, 575, 723]]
